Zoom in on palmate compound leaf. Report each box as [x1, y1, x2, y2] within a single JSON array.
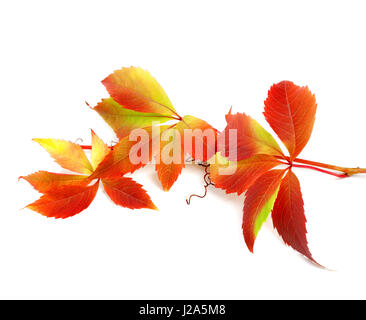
[[272, 170, 319, 265], [242, 169, 286, 252], [95, 66, 218, 191], [91, 130, 157, 210], [24, 130, 157, 218], [92, 98, 173, 139], [218, 110, 283, 161], [102, 67, 178, 117], [263, 81, 317, 160]]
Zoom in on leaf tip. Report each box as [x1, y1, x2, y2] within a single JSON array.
[[149, 202, 159, 211], [228, 106, 232, 115], [246, 240, 255, 253], [243, 229, 255, 253], [162, 185, 172, 192]]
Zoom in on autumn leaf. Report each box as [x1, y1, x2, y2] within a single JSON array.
[[155, 127, 185, 191], [92, 98, 173, 139], [92, 67, 218, 191], [19, 171, 88, 193], [102, 177, 157, 210], [155, 115, 217, 191], [263, 81, 317, 160], [178, 115, 218, 162], [90, 126, 168, 179], [210, 154, 282, 195], [212, 81, 321, 264], [102, 67, 179, 117], [242, 169, 285, 252], [23, 130, 157, 218], [26, 181, 100, 219], [90, 129, 110, 169], [218, 110, 283, 161], [33, 138, 94, 174], [90, 114, 218, 191], [272, 170, 319, 265]]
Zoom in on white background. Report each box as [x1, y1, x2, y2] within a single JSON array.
[[1, 0, 366, 299]]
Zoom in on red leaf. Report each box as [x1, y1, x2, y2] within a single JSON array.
[[263, 81, 317, 160], [26, 181, 99, 219], [102, 177, 157, 210], [272, 170, 319, 265], [210, 154, 282, 195], [242, 169, 286, 252]]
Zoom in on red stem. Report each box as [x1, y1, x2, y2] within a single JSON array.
[[80, 145, 92, 150], [80, 143, 362, 179], [290, 163, 348, 178], [293, 158, 366, 175]]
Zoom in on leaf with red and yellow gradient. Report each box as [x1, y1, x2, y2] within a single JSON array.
[[26, 181, 99, 219], [242, 169, 286, 252], [263, 81, 317, 160], [272, 170, 319, 264], [92, 98, 173, 139], [155, 115, 217, 191], [34, 138, 93, 174], [155, 127, 185, 191], [91, 126, 169, 179], [102, 67, 177, 117], [102, 177, 157, 210], [210, 154, 282, 195], [91, 130, 110, 170], [219, 111, 283, 161], [19, 171, 88, 193], [177, 115, 218, 161]]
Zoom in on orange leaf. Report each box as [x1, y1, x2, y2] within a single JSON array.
[[26, 181, 99, 219], [242, 169, 286, 252], [272, 170, 319, 265], [263, 81, 317, 160], [102, 177, 157, 210], [155, 128, 185, 191], [210, 154, 282, 195], [20, 171, 88, 193], [155, 115, 216, 191]]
